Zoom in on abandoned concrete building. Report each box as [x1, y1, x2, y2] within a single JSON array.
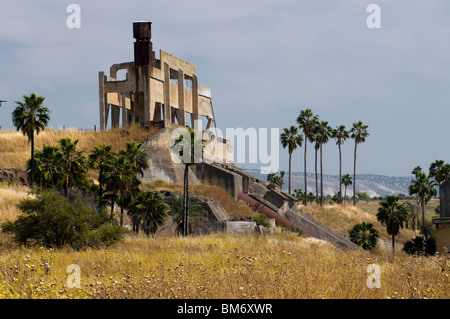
[[97, 22, 359, 250], [99, 21, 216, 132]]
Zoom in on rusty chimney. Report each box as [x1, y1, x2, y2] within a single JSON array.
[[133, 21, 153, 67]]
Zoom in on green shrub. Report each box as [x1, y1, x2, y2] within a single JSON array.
[[252, 213, 271, 227], [349, 222, 379, 251], [403, 235, 436, 255], [1, 188, 128, 249]]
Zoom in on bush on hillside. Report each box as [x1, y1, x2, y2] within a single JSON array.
[[252, 213, 271, 227], [1, 188, 129, 249], [403, 235, 436, 256]]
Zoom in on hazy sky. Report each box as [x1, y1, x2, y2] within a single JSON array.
[[1, 0, 450, 177]]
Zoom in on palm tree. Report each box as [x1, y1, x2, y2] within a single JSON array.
[[310, 126, 320, 203], [30, 145, 63, 188], [408, 172, 437, 247], [128, 190, 169, 235], [88, 144, 115, 208], [341, 173, 352, 204], [59, 138, 88, 196], [404, 201, 418, 232], [349, 222, 380, 251], [411, 166, 422, 233], [119, 141, 149, 177], [12, 93, 51, 185], [279, 170, 285, 192], [175, 127, 205, 236], [350, 121, 369, 205], [296, 109, 318, 206], [377, 195, 409, 254], [292, 189, 304, 202], [332, 125, 349, 204], [429, 159, 450, 187], [103, 154, 137, 224], [316, 121, 332, 206], [167, 193, 207, 235]]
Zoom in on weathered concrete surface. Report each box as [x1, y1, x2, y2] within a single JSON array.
[[224, 221, 257, 234], [140, 126, 240, 198], [141, 126, 201, 185], [244, 178, 360, 251]]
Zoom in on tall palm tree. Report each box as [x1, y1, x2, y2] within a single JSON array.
[[128, 190, 169, 235], [296, 109, 318, 206], [377, 195, 409, 254], [280, 126, 303, 195], [12, 93, 51, 185], [316, 121, 332, 206], [175, 127, 205, 236], [332, 125, 349, 204], [411, 166, 422, 233], [119, 141, 149, 177], [88, 144, 115, 208], [350, 121, 369, 205], [310, 126, 320, 203], [429, 159, 450, 187], [341, 173, 352, 204], [59, 138, 88, 196], [408, 172, 437, 247]]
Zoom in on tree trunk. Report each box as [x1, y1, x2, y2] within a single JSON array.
[[288, 152, 292, 195], [98, 167, 103, 208], [120, 204, 124, 226], [338, 144, 342, 204], [422, 200, 428, 247], [344, 186, 347, 204], [183, 164, 189, 236], [392, 234, 395, 255], [110, 195, 116, 220], [315, 147, 318, 204], [353, 142, 357, 205], [31, 132, 35, 186], [320, 144, 323, 207], [304, 142, 307, 206]]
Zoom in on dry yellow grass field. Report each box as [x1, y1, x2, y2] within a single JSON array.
[[0, 233, 449, 299], [0, 127, 447, 299]]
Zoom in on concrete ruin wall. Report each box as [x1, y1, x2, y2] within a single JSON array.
[[99, 22, 216, 132]]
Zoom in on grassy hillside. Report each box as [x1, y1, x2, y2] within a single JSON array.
[[0, 125, 158, 170]]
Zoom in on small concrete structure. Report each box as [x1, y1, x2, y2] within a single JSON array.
[[433, 181, 450, 253], [99, 22, 216, 131]]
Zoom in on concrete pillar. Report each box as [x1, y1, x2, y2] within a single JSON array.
[[142, 65, 152, 123], [131, 93, 136, 123], [154, 102, 162, 121], [177, 68, 186, 126], [99, 72, 106, 131], [192, 74, 199, 129], [111, 104, 120, 129], [121, 93, 127, 128], [163, 62, 171, 124]]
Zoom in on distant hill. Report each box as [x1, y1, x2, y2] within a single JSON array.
[[242, 169, 412, 198]]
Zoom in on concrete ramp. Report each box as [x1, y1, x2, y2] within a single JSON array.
[[241, 180, 360, 251]]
